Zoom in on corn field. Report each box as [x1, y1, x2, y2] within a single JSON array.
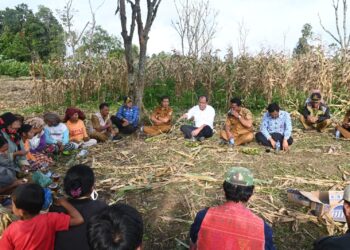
[[31, 46, 350, 112]]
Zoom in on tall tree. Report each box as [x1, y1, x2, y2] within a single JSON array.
[[77, 26, 122, 57], [0, 4, 65, 61], [57, 0, 89, 57], [171, 0, 218, 58], [293, 23, 313, 56], [116, 0, 162, 110]]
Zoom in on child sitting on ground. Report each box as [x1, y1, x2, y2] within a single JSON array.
[[43, 113, 76, 154], [18, 124, 52, 172], [0, 183, 84, 250], [64, 108, 97, 149]]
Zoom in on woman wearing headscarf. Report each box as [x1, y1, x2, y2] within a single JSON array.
[[26, 117, 48, 153], [64, 108, 97, 149], [0, 112, 28, 167], [43, 112, 76, 153]]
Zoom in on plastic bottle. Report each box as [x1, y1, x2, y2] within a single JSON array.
[[275, 141, 281, 153], [77, 149, 89, 158], [229, 138, 235, 146], [335, 130, 341, 140]]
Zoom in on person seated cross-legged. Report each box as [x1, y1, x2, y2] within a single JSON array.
[[65, 108, 97, 149], [179, 96, 215, 141], [111, 97, 139, 135], [220, 97, 254, 146], [90, 103, 120, 142], [300, 92, 331, 132], [256, 103, 293, 151], [143, 96, 173, 136]]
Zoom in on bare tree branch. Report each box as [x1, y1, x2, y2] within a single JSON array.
[[171, 0, 218, 58], [319, 13, 342, 46]]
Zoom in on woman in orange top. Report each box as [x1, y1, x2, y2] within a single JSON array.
[[19, 124, 52, 171], [64, 108, 97, 149]]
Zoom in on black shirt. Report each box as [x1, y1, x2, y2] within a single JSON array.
[[314, 231, 350, 250], [49, 198, 107, 250]]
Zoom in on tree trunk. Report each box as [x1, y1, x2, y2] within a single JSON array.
[[134, 35, 148, 112]]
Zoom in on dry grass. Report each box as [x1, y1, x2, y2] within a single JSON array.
[[30, 48, 350, 108], [48, 124, 350, 250]]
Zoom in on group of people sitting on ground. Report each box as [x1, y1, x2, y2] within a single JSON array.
[[0, 164, 143, 250], [182, 91, 349, 150], [1, 90, 350, 249], [3, 164, 350, 249]]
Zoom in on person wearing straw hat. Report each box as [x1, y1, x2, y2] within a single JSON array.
[[300, 92, 331, 132], [314, 185, 350, 249], [189, 167, 275, 250], [111, 96, 139, 135], [143, 96, 173, 136]]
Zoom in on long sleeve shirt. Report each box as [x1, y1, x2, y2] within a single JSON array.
[[116, 105, 139, 127], [301, 103, 330, 123], [260, 110, 292, 140]]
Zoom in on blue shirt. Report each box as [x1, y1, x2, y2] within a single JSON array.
[[190, 208, 276, 250], [116, 105, 139, 127], [260, 110, 292, 140]]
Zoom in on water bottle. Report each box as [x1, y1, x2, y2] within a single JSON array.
[[335, 130, 340, 140], [275, 141, 281, 153], [229, 138, 235, 146], [77, 149, 89, 158]]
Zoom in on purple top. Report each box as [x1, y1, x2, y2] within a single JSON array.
[[30, 133, 47, 153]]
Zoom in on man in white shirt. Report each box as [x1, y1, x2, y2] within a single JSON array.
[[179, 96, 215, 141]]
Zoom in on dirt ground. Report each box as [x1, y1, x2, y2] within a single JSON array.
[[1, 77, 350, 250]]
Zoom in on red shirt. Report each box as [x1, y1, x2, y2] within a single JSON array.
[[0, 212, 70, 250]]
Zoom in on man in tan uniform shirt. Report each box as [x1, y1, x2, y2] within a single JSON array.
[[220, 97, 254, 145], [143, 96, 173, 136]]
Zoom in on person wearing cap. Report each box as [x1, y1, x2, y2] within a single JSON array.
[[179, 96, 215, 141], [111, 97, 139, 135], [220, 97, 254, 146], [305, 89, 325, 105], [256, 103, 293, 151], [189, 167, 275, 250], [314, 185, 350, 249], [90, 103, 121, 142], [300, 92, 331, 132], [335, 109, 350, 139], [143, 96, 173, 136]]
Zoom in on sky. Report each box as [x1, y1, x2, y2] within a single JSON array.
[[0, 0, 342, 56]]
